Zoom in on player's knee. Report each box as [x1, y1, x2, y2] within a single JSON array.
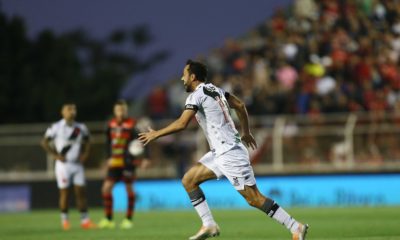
[[181, 174, 196, 191], [181, 175, 191, 189], [102, 183, 112, 194]]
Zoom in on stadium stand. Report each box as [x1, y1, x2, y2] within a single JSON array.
[[160, 0, 400, 117]]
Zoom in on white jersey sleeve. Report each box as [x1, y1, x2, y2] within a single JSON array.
[[44, 123, 56, 139], [80, 124, 90, 141], [184, 92, 202, 112]]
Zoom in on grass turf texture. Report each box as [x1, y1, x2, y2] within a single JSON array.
[[0, 207, 399, 240]]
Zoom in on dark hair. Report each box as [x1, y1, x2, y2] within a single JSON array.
[[62, 102, 76, 108], [186, 59, 208, 82], [114, 99, 128, 106]]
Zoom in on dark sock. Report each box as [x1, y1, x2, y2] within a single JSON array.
[[261, 198, 280, 217], [102, 193, 113, 220], [188, 188, 206, 207], [61, 209, 68, 221], [80, 209, 88, 221], [126, 192, 135, 220]]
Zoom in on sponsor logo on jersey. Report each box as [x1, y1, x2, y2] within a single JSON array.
[[185, 104, 198, 111]]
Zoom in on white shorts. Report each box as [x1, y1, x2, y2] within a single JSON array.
[[199, 144, 256, 191], [55, 161, 86, 189]]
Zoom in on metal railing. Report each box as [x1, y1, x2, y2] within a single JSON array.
[[248, 112, 400, 174], [1, 112, 400, 181]]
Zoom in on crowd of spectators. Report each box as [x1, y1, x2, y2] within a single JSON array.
[[142, 0, 400, 166], [147, 0, 400, 119]]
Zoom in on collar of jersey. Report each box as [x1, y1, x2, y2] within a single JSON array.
[[194, 83, 205, 91], [61, 119, 75, 127]]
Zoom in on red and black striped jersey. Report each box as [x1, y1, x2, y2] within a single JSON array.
[[106, 117, 138, 168]]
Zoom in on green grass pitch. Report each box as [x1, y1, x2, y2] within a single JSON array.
[[0, 207, 400, 240]]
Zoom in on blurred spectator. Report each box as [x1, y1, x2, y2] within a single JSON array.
[[166, 80, 187, 117], [146, 86, 169, 119], [294, 0, 318, 19], [316, 75, 336, 96], [276, 60, 298, 91], [158, 0, 400, 166]]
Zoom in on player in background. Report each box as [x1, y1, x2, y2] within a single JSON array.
[[98, 100, 148, 229], [41, 103, 96, 230], [139, 60, 308, 240]]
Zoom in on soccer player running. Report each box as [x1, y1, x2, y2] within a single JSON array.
[[98, 100, 147, 229], [139, 60, 309, 240], [41, 103, 96, 230]]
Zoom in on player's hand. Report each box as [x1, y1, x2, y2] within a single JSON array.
[[138, 127, 157, 146], [53, 154, 65, 162], [241, 133, 257, 150]]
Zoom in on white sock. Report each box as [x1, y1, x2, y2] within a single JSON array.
[[272, 207, 299, 233], [80, 211, 89, 222], [61, 212, 68, 222], [193, 200, 216, 227], [188, 188, 216, 227]]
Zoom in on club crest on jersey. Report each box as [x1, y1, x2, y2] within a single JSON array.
[[203, 85, 221, 100], [232, 177, 240, 186], [73, 127, 81, 135]]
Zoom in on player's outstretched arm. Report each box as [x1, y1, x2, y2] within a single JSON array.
[[138, 109, 196, 146], [227, 93, 257, 150]]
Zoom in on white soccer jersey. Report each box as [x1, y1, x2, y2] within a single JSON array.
[[185, 83, 241, 156], [44, 119, 90, 163]]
